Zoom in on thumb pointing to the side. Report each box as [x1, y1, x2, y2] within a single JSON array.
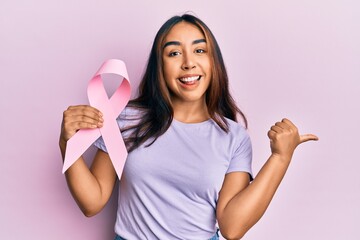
[[299, 134, 319, 144]]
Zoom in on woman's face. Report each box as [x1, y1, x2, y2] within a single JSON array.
[[162, 22, 211, 105]]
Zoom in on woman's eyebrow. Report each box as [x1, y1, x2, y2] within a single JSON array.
[[163, 41, 180, 49], [163, 39, 206, 49], [192, 39, 206, 45]]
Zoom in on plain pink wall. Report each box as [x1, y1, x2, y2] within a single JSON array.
[[1, 0, 359, 239]]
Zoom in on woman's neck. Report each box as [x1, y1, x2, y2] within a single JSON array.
[[171, 99, 210, 123]]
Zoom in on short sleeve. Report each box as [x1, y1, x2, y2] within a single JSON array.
[[94, 136, 108, 152], [226, 130, 253, 180]]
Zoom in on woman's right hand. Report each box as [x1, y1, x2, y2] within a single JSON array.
[[59, 105, 116, 216], [59, 105, 103, 148]]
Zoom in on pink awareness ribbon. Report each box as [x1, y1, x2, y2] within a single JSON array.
[[62, 59, 131, 179]]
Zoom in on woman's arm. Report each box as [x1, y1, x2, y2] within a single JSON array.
[[216, 119, 318, 239], [59, 105, 117, 217]]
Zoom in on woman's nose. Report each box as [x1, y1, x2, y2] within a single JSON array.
[[181, 53, 196, 70]]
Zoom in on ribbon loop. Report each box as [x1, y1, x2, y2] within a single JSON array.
[[62, 59, 131, 179]]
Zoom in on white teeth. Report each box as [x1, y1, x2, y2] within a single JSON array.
[[179, 76, 200, 82]]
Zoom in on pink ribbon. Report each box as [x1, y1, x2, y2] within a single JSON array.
[[62, 59, 131, 179]]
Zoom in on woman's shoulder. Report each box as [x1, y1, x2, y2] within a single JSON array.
[[120, 105, 144, 118], [221, 117, 250, 141], [224, 117, 247, 133], [117, 105, 146, 128]]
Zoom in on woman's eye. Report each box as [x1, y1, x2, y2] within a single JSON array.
[[169, 51, 180, 57], [195, 49, 206, 54]]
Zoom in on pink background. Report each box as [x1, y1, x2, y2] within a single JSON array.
[[1, 0, 359, 239]]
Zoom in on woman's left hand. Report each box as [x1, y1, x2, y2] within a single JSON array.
[[267, 118, 318, 161]]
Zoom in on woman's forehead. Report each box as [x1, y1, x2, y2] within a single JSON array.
[[164, 22, 205, 43]]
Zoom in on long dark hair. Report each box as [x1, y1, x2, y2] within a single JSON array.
[[123, 14, 247, 152]]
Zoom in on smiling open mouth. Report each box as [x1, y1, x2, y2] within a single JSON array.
[[178, 75, 201, 84]]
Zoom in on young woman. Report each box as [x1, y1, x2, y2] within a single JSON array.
[[59, 14, 318, 240]]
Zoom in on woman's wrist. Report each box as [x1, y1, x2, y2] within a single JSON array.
[[59, 137, 67, 158], [270, 152, 293, 165]]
